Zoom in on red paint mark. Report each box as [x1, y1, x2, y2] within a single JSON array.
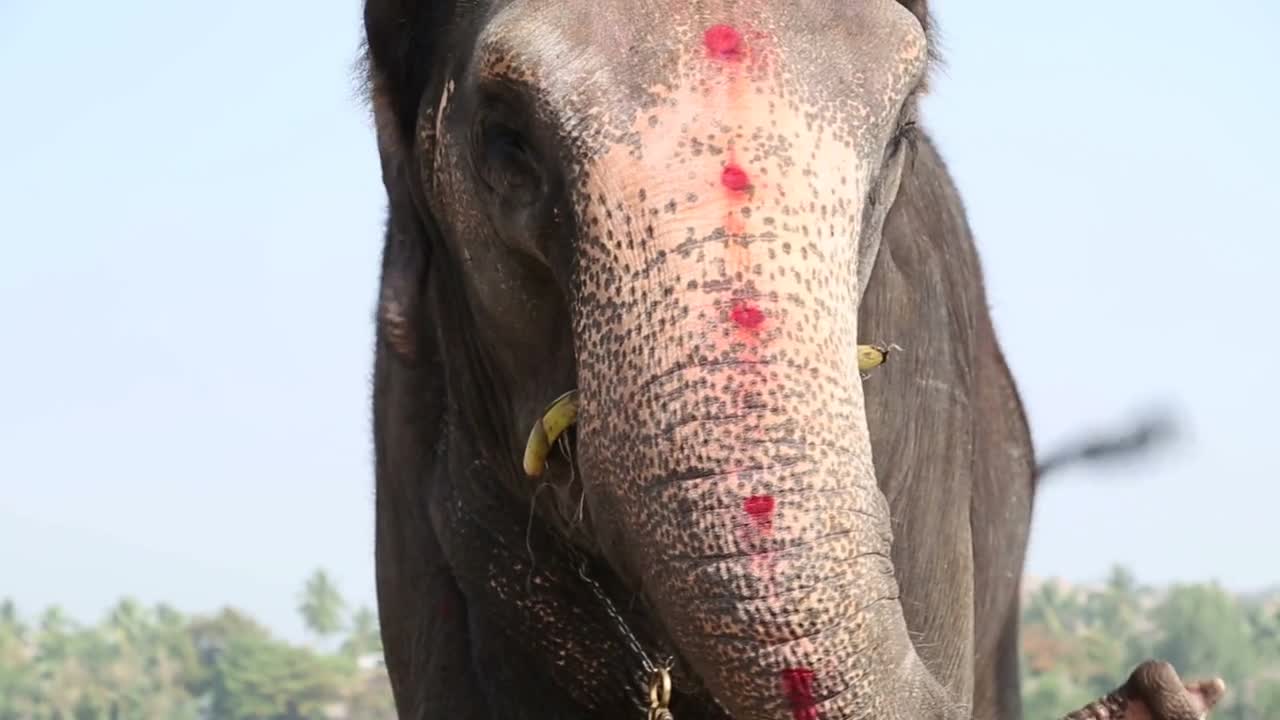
[[731, 301, 766, 330], [721, 163, 751, 192], [703, 24, 744, 60], [781, 668, 821, 720], [739, 490, 777, 587], [739, 508, 776, 581], [743, 495, 775, 534]]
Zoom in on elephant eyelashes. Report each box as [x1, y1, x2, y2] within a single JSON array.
[[888, 119, 920, 159]]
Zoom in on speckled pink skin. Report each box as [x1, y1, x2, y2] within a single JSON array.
[[563, 10, 941, 719]]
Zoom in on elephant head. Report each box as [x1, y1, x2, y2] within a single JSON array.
[[363, 1, 956, 718]]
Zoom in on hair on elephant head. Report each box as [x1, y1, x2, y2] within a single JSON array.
[[363, 2, 1039, 720]]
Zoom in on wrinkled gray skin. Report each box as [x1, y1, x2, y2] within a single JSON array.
[[362, 1, 1223, 719]]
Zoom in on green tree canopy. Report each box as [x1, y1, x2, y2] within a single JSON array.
[[1, 566, 1274, 720]]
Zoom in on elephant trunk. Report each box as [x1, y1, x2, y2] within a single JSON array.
[[554, 9, 952, 718], [571, 107, 951, 720]]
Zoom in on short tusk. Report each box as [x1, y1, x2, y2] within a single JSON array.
[[523, 389, 580, 478], [858, 343, 900, 373], [522, 344, 895, 477]]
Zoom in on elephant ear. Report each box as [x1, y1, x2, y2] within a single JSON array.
[[362, 0, 458, 142], [362, 0, 459, 364], [366, 71, 431, 365], [364, 6, 465, 716]]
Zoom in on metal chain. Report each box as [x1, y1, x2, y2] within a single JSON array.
[[569, 545, 663, 676], [565, 543, 675, 719], [553, 430, 675, 719]]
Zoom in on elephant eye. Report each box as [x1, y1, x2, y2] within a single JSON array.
[[473, 109, 545, 207]]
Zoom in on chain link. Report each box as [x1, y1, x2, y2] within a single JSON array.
[[566, 544, 675, 718]]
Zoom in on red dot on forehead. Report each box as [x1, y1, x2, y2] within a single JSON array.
[[703, 24, 743, 59], [721, 164, 750, 192], [731, 301, 766, 329]]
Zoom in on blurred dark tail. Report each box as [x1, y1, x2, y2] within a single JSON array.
[[1035, 409, 1179, 482]]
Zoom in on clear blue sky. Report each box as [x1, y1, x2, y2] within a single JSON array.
[[1, 2, 1276, 644]]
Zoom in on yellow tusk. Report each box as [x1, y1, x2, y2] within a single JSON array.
[[857, 343, 894, 372], [522, 389, 580, 478]]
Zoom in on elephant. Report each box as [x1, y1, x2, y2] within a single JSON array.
[[360, 1, 1227, 718]]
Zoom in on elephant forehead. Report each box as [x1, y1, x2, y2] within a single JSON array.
[[575, 79, 875, 253], [473, 0, 928, 154]]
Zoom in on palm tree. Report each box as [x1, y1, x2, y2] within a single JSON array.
[[298, 569, 347, 644]]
